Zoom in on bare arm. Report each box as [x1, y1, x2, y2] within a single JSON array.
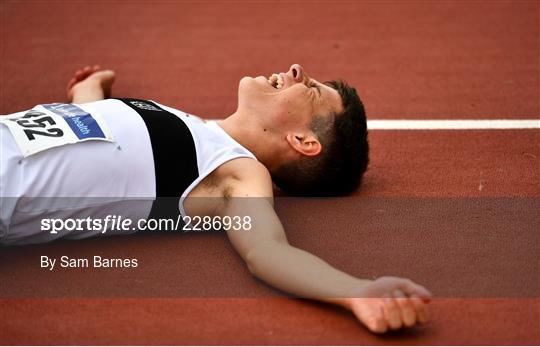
[[224, 196, 371, 300], [219, 161, 432, 333]]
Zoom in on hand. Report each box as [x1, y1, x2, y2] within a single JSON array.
[[348, 276, 432, 334]]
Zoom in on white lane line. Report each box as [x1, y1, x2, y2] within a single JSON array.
[[367, 119, 540, 130]]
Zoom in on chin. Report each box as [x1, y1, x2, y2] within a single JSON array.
[[237, 77, 259, 111], [238, 76, 253, 92], [237, 76, 252, 102], [238, 76, 270, 100], [240, 75, 266, 88]]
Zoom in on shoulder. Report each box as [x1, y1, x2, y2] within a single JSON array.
[[185, 158, 272, 218], [218, 157, 273, 198]]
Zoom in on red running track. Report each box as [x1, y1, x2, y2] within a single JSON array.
[[1, 1, 539, 345]]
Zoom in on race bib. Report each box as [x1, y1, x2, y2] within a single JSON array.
[[0, 103, 114, 157]]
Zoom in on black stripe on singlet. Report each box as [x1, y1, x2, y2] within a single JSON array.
[[115, 98, 199, 221]]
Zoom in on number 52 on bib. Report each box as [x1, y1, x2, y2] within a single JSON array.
[[0, 103, 114, 157]]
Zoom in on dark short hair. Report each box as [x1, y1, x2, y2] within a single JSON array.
[[272, 80, 369, 196]]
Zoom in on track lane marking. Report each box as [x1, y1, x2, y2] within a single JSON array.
[[366, 119, 540, 130], [207, 119, 540, 129]]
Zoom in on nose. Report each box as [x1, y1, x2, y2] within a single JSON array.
[[288, 64, 308, 84]]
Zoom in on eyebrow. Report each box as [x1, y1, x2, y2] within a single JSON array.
[[311, 80, 322, 95]]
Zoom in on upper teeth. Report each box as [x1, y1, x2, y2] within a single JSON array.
[[268, 73, 284, 89]]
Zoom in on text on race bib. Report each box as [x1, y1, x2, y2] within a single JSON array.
[[0, 103, 114, 157]]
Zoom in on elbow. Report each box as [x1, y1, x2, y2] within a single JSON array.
[[243, 240, 288, 277], [244, 248, 261, 276]]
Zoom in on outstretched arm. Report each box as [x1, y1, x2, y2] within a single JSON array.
[[220, 162, 431, 334]]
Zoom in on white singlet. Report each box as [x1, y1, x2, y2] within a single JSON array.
[[0, 99, 256, 245]]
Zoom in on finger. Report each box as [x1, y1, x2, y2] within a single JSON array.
[[400, 279, 432, 302], [67, 78, 77, 90], [351, 299, 388, 334], [93, 64, 100, 71], [410, 295, 429, 324], [383, 298, 402, 330], [394, 290, 417, 327], [369, 302, 389, 334]]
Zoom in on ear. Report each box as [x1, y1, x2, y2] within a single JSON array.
[[286, 132, 322, 157]]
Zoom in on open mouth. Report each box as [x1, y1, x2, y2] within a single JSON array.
[[267, 73, 284, 89]]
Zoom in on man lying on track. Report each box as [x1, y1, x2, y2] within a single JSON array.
[[0, 64, 431, 334]]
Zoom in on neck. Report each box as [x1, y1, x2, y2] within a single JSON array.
[[217, 110, 281, 172]]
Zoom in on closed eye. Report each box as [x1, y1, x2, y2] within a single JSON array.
[[308, 80, 322, 95]]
